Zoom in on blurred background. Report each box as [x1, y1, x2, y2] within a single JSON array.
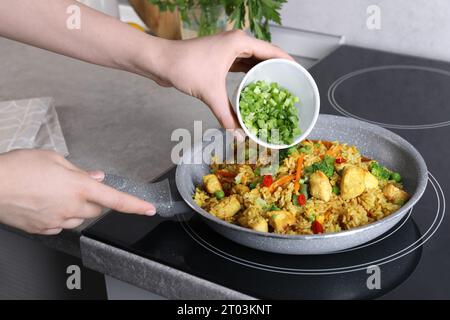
[[110, 0, 450, 62]]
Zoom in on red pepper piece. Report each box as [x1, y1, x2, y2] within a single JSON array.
[[262, 175, 273, 188], [312, 220, 324, 234], [297, 194, 307, 206]]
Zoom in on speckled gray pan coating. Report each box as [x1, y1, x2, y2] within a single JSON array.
[[103, 175, 180, 217], [175, 114, 428, 255]]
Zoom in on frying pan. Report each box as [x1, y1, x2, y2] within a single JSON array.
[[104, 114, 428, 254]]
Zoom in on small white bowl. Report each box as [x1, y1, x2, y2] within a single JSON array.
[[234, 58, 320, 149]]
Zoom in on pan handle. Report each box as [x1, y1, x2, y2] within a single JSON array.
[[102, 173, 190, 218]]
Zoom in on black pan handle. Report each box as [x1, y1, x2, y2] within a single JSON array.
[[102, 173, 189, 218]]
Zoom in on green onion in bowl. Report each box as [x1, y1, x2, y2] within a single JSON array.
[[239, 80, 301, 145]]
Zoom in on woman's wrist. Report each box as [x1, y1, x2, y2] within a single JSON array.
[[120, 33, 173, 85], [0, 153, 8, 191]]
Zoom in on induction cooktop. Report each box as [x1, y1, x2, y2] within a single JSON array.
[[83, 45, 449, 299]]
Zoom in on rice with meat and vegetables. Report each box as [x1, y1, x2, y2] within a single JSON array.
[[193, 140, 410, 235]]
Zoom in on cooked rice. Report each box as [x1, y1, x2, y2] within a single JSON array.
[[194, 140, 409, 235]]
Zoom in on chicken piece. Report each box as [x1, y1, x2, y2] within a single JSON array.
[[238, 207, 269, 232], [309, 171, 332, 202], [232, 184, 250, 196], [210, 195, 241, 219], [340, 166, 366, 200], [250, 218, 268, 232], [268, 210, 296, 233], [364, 171, 379, 190], [202, 174, 222, 195], [383, 183, 410, 205]]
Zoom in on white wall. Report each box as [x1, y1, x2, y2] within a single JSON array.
[[280, 0, 450, 62]]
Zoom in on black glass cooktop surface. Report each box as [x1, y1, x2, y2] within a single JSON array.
[[84, 46, 449, 299]]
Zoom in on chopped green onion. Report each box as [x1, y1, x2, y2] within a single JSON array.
[[239, 80, 301, 145], [255, 198, 267, 207], [269, 204, 280, 211], [300, 184, 309, 199]]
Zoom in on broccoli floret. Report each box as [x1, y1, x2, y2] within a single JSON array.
[[287, 146, 298, 156], [305, 155, 335, 178], [370, 161, 391, 180], [332, 185, 340, 195], [324, 155, 335, 166], [279, 148, 289, 162], [298, 145, 312, 154], [390, 172, 402, 182]]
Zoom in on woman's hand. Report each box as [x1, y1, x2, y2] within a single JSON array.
[[0, 150, 156, 235], [141, 30, 294, 129]]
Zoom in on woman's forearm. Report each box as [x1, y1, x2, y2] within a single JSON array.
[[0, 0, 163, 79]]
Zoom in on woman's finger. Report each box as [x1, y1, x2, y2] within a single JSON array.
[[76, 202, 103, 219], [230, 60, 254, 73], [203, 86, 240, 129], [41, 228, 63, 235], [238, 36, 294, 62], [83, 176, 156, 215], [60, 218, 85, 229], [87, 170, 105, 182], [52, 155, 105, 182]]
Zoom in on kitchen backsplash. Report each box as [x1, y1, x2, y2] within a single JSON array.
[[280, 0, 450, 62]]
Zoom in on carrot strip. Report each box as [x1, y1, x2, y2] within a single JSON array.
[[294, 154, 305, 194], [268, 174, 294, 193]]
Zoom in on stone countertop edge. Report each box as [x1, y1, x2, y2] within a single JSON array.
[[80, 236, 255, 300]]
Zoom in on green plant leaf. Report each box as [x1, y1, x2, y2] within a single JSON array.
[[147, 0, 287, 41]]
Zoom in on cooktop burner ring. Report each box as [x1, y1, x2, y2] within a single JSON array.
[[328, 65, 450, 129], [180, 173, 445, 275], [333, 207, 413, 253]]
